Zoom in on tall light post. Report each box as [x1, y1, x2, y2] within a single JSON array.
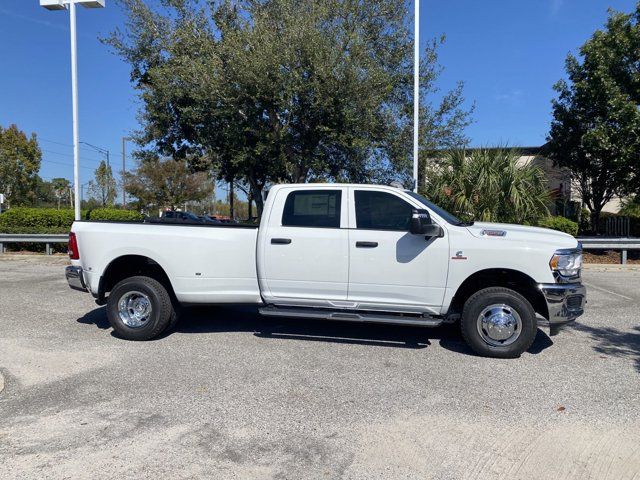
[[39, 0, 105, 220], [413, 0, 420, 192]]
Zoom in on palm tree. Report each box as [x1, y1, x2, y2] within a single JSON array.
[[422, 147, 550, 224]]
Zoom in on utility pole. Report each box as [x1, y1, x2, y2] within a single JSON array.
[[40, 0, 106, 220], [79, 141, 112, 203], [121, 136, 131, 207], [413, 0, 420, 192], [80, 180, 91, 206]]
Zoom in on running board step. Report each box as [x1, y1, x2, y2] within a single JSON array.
[[259, 306, 443, 327]]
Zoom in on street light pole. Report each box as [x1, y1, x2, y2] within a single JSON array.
[[413, 0, 420, 192], [40, 0, 105, 220], [69, 0, 80, 219]]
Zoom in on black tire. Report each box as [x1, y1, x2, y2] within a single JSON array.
[[163, 302, 182, 333], [460, 287, 537, 358], [106, 276, 174, 341]]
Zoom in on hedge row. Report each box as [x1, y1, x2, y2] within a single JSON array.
[[0, 207, 144, 234], [88, 208, 145, 222], [537, 216, 579, 236]]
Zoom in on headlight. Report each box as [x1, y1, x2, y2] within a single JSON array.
[[549, 250, 582, 278]]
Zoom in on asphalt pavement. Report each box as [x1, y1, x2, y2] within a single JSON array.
[[1, 256, 639, 479]]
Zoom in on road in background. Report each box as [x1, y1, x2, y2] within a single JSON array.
[[1, 258, 639, 479]]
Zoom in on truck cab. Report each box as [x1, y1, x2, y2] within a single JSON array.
[[66, 183, 586, 358]]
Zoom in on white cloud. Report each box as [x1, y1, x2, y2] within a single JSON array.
[[494, 89, 524, 106]]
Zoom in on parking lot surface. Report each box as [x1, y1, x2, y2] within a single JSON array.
[[1, 257, 639, 479]]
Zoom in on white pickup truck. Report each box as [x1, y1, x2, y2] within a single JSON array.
[[66, 183, 585, 358]]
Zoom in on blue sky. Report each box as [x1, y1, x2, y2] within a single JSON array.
[[0, 0, 637, 187]]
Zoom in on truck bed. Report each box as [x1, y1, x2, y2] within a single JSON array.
[[71, 221, 262, 304]]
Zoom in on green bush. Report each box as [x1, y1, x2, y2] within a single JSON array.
[[88, 208, 144, 222], [537, 216, 579, 236], [619, 196, 640, 217], [0, 207, 77, 232], [0, 207, 144, 253], [0, 206, 144, 236], [577, 208, 591, 234]]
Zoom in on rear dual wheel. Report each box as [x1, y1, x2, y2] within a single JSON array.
[[461, 287, 537, 358], [106, 276, 179, 340]]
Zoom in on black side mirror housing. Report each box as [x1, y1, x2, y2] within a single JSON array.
[[422, 223, 444, 238], [410, 209, 444, 238]]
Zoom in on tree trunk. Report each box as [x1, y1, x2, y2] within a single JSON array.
[[247, 191, 253, 221], [247, 177, 264, 218], [229, 181, 234, 219], [293, 164, 309, 183], [254, 191, 264, 218], [591, 207, 602, 235]]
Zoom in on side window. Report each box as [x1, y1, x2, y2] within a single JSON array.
[[282, 190, 342, 228], [355, 190, 413, 231]]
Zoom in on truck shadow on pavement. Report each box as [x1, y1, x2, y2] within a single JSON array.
[[77, 304, 554, 356], [572, 323, 640, 373]]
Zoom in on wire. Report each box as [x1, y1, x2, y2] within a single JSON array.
[[39, 138, 73, 148], [41, 149, 105, 163], [40, 137, 124, 152], [40, 159, 97, 171]]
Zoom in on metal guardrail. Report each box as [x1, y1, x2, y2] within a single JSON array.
[[0, 233, 68, 255], [577, 237, 640, 264]]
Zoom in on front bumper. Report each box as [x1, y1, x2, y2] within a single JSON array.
[[65, 266, 88, 292], [538, 282, 586, 326]]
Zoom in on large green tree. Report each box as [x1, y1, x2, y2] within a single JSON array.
[[105, 0, 471, 215], [33, 177, 56, 207], [124, 156, 214, 211], [546, 3, 640, 230], [0, 124, 42, 207]]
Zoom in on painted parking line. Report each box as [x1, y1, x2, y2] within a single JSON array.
[[582, 282, 633, 301]]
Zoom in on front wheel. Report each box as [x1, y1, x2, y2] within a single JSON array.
[[106, 276, 175, 341], [460, 287, 537, 358]]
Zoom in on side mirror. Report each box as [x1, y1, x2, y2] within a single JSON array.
[[410, 209, 444, 238]]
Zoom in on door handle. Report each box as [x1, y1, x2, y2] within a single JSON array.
[[356, 241, 378, 248], [271, 238, 292, 245]]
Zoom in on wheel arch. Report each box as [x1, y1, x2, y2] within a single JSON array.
[[448, 268, 548, 320], [98, 255, 176, 304]]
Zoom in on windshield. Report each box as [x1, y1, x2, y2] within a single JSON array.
[[405, 191, 469, 226]]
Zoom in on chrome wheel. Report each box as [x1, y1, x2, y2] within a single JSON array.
[[118, 291, 152, 328], [476, 303, 522, 347]]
